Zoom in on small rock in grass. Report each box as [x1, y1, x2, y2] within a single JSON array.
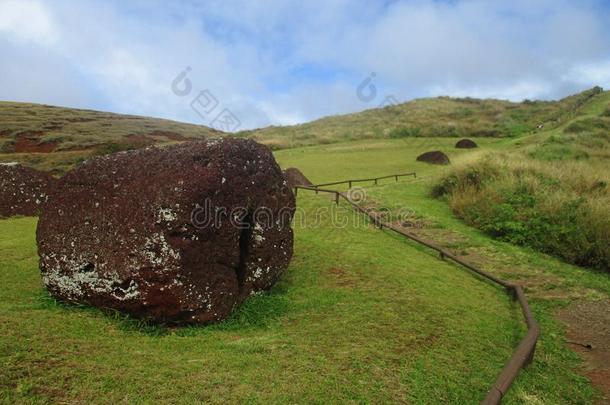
[[455, 139, 478, 149], [416, 151, 451, 165]]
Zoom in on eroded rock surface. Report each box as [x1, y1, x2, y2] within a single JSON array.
[[37, 138, 295, 324], [0, 162, 55, 217]]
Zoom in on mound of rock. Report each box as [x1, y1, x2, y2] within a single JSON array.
[[283, 167, 313, 188], [0, 162, 55, 217], [416, 151, 450, 165], [37, 138, 295, 324], [455, 139, 478, 149]]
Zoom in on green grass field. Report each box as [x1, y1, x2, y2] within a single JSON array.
[[1, 137, 606, 403]]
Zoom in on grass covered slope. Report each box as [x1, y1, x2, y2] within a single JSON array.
[[242, 87, 604, 149], [433, 90, 610, 271], [0, 138, 606, 403], [0, 102, 221, 174], [1, 209, 519, 403], [0, 87, 603, 173]]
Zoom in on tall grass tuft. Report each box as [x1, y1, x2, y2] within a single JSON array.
[[433, 153, 610, 271]]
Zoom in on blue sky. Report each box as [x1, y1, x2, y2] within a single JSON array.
[[1, 0, 610, 131]]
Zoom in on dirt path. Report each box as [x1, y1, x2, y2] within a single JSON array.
[[389, 213, 610, 401], [558, 300, 610, 404]]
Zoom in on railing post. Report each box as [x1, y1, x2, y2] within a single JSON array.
[[525, 344, 536, 366], [294, 187, 298, 196], [335, 192, 339, 205], [374, 179, 378, 185], [349, 180, 352, 188], [395, 175, 398, 182]]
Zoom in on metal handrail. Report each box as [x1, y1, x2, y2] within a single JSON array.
[[294, 181, 539, 404]]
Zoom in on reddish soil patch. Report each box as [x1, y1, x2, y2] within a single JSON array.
[[283, 167, 313, 188], [455, 138, 478, 148], [148, 130, 190, 141], [327, 267, 358, 288], [416, 150, 450, 165], [391, 220, 469, 250], [558, 300, 610, 403], [13, 131, 58, 153]]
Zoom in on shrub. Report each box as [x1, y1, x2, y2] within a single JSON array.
[[0, 140, 15, 153], [93, 142, 139, 156], [450, 108, 474, 119], [528, 145, 590, 161], [428, 125, 460, 137], [433, 154, 610, 271], [388, 126, 421, 138], [471, 129, 501, 137], [565, 118, 610, 133], [496, 119, 529, 137]]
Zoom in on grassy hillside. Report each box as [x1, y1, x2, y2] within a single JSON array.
[[0, 102, 222, 174], [2, 138, 608, 403], [1, 87, 603, 174], [241, 87, 604, 149], [433, 90, 610, 271]]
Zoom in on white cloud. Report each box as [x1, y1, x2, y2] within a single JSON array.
[[0, 0, 59, 45], [428, 81, 553, 102], [0, 0, 609, 129], [564, 60, 610, 88]]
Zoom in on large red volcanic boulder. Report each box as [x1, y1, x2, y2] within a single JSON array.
[[282, 167, 313, 188], [0, 162, 55, 217], [37, 138, 295, 324]]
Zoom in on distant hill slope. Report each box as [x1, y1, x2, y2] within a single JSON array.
[[0, 102, 222, 174], [433, 88, 610, 270], [0, 87, 605, 173], [241, 87, 605, 149]]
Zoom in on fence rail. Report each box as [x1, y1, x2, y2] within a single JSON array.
[[313, 172, 416, 188], [293, 178, 539, 405]]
